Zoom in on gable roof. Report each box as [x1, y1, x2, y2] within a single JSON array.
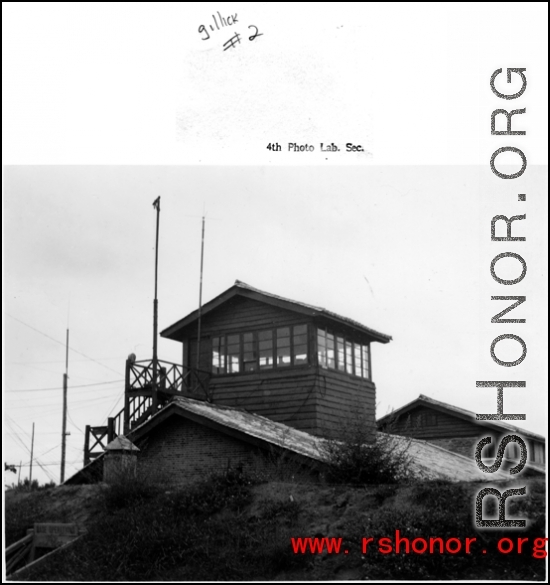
[[65, 396, 520, 485], [130, 395, 327, 462], [160, 280, 392, 343], [377, 393, 546, 443]]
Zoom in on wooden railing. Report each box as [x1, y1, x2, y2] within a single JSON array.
[[5, 532, 33, 575], [82, 357, 210, 468], [6, 523, 84, 577]]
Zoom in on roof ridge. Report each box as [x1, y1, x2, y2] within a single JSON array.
[[231, 280, 391, 342], [379, 393, 546, 442]]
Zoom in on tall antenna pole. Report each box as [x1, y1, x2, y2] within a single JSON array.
[[29, 422, 35, 487], [196, 216, 205, 373], [60, 328, 69, 483], [152, 197, 161, 413]]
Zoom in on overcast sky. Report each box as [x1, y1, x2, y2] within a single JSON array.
[[3, 165, 547, 485]]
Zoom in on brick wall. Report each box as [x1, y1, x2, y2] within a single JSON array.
[[135, 416, 259, 485], [135, 415, 319, 485]]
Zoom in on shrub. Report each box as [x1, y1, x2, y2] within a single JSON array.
[[322, 411, 415, 485]]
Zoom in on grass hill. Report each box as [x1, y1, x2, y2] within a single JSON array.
[[4, 472, 546, 581]]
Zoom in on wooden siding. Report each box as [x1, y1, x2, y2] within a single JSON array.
[[383, 406, 546, 466], [315, 368, 377, 440], [175, 296, 379, 440], [209, 367, 320, 435], [183, 296, 307, 340], [384, 405, 484, 440]]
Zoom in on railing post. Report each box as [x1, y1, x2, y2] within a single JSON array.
[[152, 358, 158, 414], [124, 358, 131, 434], [107, 417, 115, 442], [84, 425, 90, 467]]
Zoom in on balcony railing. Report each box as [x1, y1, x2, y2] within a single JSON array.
[[82, 358, 210, 467]]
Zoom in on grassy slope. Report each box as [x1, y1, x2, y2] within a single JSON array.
[[5, 476, 546, 581]]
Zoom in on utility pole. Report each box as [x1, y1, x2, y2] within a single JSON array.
[[29, 422, 35, 487], [196, 215, 205, 373], [60, 328, 69, 483], [152, 197, 161, 413], [18, 460, 22, 486]]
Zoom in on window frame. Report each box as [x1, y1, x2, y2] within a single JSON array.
[[210, 324, 311, 376], [316, 326, 372, 381]]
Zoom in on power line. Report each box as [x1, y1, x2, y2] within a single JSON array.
[[5, 417, 57, 482], [9, 357, 125, 364], [8, 362, 116, 383], [5, 379, 123, 393], [18, 461, 81, 467], [67, 409, 84, 434], [5, 430, 62, 436], [6, 313, 123, 376], [100, 388, 125, 424]]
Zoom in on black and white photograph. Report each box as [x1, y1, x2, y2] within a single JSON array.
[[3, 3, 548, 582]]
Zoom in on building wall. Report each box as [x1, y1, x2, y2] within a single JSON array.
[[382, 405, 545, 467], [316, 368, 377, 440], [187, 297, 307, 348], [209, 367, 320, 435], [382, 405, 484, 440], [135, 415, 317, 485], [176, 296, 378, 440]]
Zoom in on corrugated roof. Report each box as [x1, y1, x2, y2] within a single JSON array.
[[378, 393, 546, 443], [65, 397, 528, 485], [383, 433, 511, 481], [131, 396, 515, 482], [161, 280, 392, 343], [168, 396, 325, 461]]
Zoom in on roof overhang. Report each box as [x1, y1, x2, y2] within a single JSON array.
[[161, 281, 392, 344]]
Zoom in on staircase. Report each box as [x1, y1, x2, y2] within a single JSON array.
[[81, 357, 209, 468]]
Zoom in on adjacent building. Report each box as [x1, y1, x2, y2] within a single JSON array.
[[377, 394, 545, 473]]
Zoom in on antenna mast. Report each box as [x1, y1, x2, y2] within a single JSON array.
[[152, 196, 161, 413], [196, 216, 205, 374], [60, 328, 69, 483], [29, 422, 35, 487]]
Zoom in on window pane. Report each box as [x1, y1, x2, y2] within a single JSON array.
[[336, 337, 345, 371], [259, 330, 273, 369], [361, 345, 370, 379], [327, 333, 335, 369], [506, 441, 520, 460], [243, 332, 256, 372], [345, 341, 353, 374], [227, 334, 240, 373], [276, 327, 291, 366], [211, 336, 226, 374], [317, 328, 327, 368], [354, 344, 362, 377], [293, 325, 308, 364]]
